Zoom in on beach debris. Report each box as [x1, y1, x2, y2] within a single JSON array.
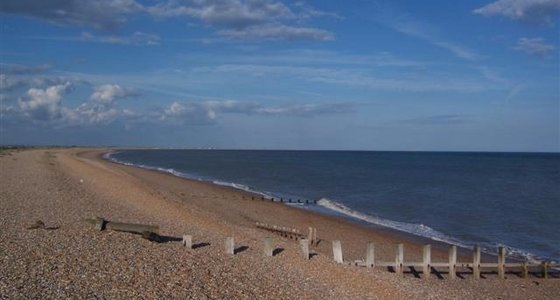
[[79, 179, 84, 183], [27, 220, 45, 230], [85, 217, 160, 234], [26, 220, 59, 230], [85, 217, 166, 242]]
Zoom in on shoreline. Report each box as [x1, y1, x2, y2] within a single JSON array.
[[3, 148, 558, 299], [101, 148, 516, 263]]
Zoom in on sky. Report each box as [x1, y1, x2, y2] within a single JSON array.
[[0, 0, 559, 152]]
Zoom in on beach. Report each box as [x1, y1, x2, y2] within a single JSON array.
[[1, 148, 558, 299]]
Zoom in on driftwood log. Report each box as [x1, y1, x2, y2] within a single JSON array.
[[85, 217, 160, 234]]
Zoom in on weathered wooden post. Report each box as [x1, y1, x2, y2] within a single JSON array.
[[312, 228, 317, 246], [225, 237, 234, 255], [473, 245, 481, 280], [300, 238, 310, 260], [423, 245, 431, 280], [308, 227, 313, 245], [543, 262, 549, 279], [498, 246, 506, 279], [366, 241, 375, 268], [264, 237, 274, 257], [94, 217, 104, 231], [395, 244, 404, 276], [449, 245, 457, 279], [332, 240, 343, 263], [182, 235, 192, 249], [522, 261, 529, 279]]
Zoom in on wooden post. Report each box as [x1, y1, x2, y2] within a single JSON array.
[[449, 245, 457, 279], [522, 261, 529, 279], [94, 217, 104, 231], [498, 246, 505, 279], [308, 227, 313, 245], [423, 244, 431, 280], [264, 237, 273, 257], [366, 241, 375, 268], [395, 244, 404, 276], [332, 240, 343, 263], [300, 239, 310, 260], [182, 235, 192, 249], [312, 228, 317, 246], [225, 237, 234, 255], [543, 262, 549, 279], [473, 245, 481, 280]]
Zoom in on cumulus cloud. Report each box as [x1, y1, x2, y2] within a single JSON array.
[[18, 82, 72, 121], [11, 81, 139, 127], [159, 100, 354, 125], [90, 84, 137, 104], [514, 37, 556, 56], [473, 0, 560, 24]]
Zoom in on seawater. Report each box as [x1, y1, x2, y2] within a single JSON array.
[[107, 150, 560, 262]]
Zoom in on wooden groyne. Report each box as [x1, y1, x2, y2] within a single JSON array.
[[87, 218, 558, 280], [331, 241, 559, 280], [246, 196, 318, 205]]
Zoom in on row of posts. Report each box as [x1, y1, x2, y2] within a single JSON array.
[[249, 196, 317, 205], [181, 235, 551, 279]]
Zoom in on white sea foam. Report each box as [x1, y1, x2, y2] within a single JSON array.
[[316, 197, 552, 262], [319, 197, 473, 249], [103, 151, 552, 263]]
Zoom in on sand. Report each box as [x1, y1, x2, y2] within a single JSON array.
[[0, 148, 558, 299]]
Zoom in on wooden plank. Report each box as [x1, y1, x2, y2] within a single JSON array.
[[182, 235, 192, 249], [395, 244, 404, 276], [543, 262, 549, 279], [300, 239, 310, 260], [104, 221, 159, 235], [366, 242, 375, 268], [473, 245, 481, 280], [498, 246, 506, 279], [225, 237, 234, 255], [449, 245, 457, 280], [308, 227, 313, 245], [333, 240, 343, 263], [423, 245, 431, 280]]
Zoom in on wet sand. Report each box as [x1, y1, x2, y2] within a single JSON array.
[[1, 148, 557, 299]]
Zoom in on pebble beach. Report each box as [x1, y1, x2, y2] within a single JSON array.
[[1, 148, 558, 299]]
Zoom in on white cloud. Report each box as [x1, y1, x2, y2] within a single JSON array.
[[80, 31, 160, 45], [18, 82, 72, 121], [474, 0, 560, 24], [0, 74, 25, 91], [159, 100, 354, 125], [1, 0, 334, 42], [90, 84, 137, 104], [0, 63, 52, 75], [0, 0, 143, 30], [389, 17, 480, 61], [219, 24, 334, 41], [148, 0, 294, 28], [514, 37, 556, 56]]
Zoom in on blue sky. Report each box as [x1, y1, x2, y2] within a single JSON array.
[[0, 0, 558, 151]]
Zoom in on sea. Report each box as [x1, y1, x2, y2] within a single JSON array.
[[106, 150, 560, 262]]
